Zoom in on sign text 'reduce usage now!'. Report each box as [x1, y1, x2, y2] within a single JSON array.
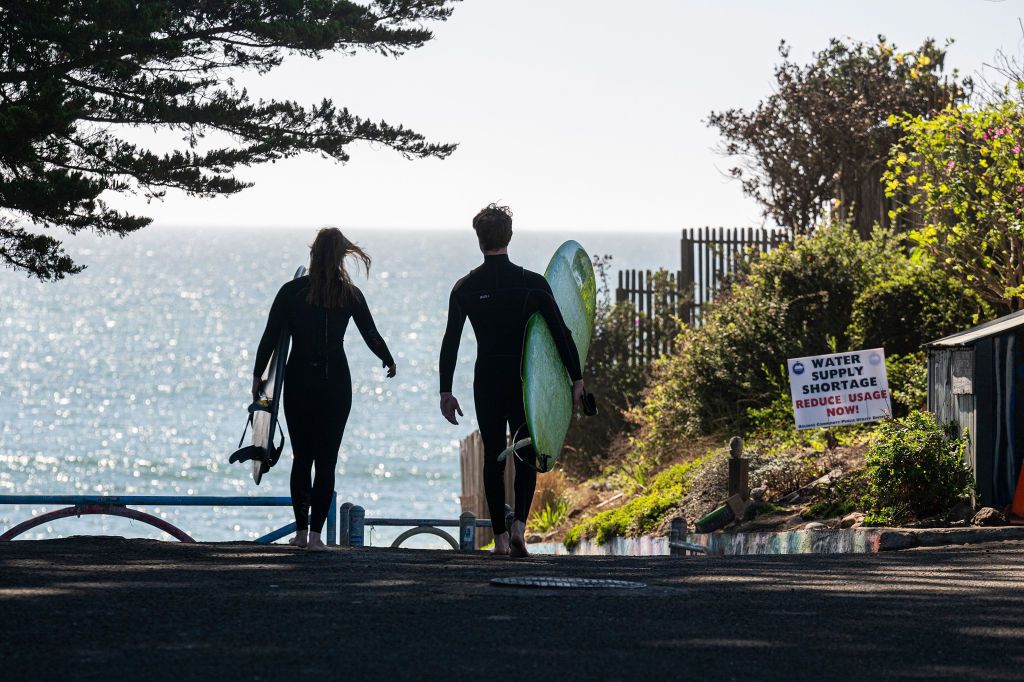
[[787, 348, 890, 430]]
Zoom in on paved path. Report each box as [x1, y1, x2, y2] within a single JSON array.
[[1, 538, 1022, 680]]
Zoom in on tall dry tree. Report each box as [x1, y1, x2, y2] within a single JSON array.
[[708, 37, 967, 237]]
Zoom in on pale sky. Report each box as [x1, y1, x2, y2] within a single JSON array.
[[112, 0, 1024, 233]]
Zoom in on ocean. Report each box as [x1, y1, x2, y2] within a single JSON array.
[[0, 226, 676, 545]]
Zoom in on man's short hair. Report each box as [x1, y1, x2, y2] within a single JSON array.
[[472, 203, 513, 251]]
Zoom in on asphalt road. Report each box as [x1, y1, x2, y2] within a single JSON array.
[[1, 538, 1022, 681]]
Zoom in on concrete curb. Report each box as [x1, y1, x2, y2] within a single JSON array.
[[532, 525, 1024, 557], [877, 526, 1024, 551]]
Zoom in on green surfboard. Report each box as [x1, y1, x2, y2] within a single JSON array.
[[521, 241, 597, 472]]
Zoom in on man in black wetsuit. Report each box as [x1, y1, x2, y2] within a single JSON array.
[[438, 204, 584, 557]]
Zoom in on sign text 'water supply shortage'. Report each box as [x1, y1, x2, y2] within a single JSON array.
[[787, 348, 890, 430]]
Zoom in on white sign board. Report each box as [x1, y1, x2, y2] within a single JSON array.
[[788, 348, 890, 430]]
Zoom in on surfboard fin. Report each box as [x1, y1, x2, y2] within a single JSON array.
[[496, 437, 533, 463]]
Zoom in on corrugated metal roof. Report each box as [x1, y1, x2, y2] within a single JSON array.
[[926, 309, 1024, 348]]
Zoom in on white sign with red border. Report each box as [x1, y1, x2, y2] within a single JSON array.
[[788, 348, 891, 430]]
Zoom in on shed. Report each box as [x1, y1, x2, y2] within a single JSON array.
[[926, 310, 1024, 507]]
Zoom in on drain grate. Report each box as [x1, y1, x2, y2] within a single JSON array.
[[490, 576, 646, 590]]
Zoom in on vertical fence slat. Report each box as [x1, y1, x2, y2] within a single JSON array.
[[645, 270, 653, 363], [613, 227, 788, 365]]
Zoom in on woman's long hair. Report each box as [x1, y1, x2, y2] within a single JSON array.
[[306, 228, 371, 308]]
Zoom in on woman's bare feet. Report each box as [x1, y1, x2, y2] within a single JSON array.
[[307, 531, 328, 552], [492, 532, 511, 556], [288, 530, 308, 548], [510, 520, 529, 558]]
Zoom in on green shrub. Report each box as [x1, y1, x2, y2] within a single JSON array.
[[561, 257, 659, 479], [847, 264, 988, 356], [863, 410, 974, 525], [885, 352, 927, 417], [629, 222, 898, 464]]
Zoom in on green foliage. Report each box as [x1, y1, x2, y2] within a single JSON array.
[[848, 264, 989, 356], [532, 498, 570, 534], [709, 36, 966, 236], [564, 455, 712, 548], [0, 1, 457, 279], [563, 256, 667, 479], [746, 503, 789, 520], [630, 222, 897, 462], [863, 411, 975, 525], [864, 508, 900, 526], [628, 214, 990, 461], [884, 99, 1024, 312], [885, 352, 928, 416]]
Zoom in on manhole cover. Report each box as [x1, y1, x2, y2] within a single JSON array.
[[490, 576, 646, 590]]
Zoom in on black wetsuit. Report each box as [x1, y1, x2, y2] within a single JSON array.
[[439, 254, 582, 535], [254, 276, 393, 534]]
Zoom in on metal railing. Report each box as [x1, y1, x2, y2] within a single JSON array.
[[338, 502, 491, 552], [0, 494, 496, 552], [0, 494, 336, 545]]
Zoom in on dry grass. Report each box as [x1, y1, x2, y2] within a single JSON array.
[[531, 469, 571, 519]]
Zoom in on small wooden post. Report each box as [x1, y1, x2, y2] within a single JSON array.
[[728, 436, 750, 501]]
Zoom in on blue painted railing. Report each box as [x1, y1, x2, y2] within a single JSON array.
[[0, 494, 509, 552], [0, 493, 336, 545]]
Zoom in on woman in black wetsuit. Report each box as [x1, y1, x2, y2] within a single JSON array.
[[252, 228, 396, 551]]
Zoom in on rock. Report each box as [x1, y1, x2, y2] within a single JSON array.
[[946, 501, 975, 524], [879, 531, 919, 551], [803, 522, 827, 531], [972, 507, 1008, 527], [840, 512, 865, 529], [750, 486, 767, 502]]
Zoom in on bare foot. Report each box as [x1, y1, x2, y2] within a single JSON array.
[[307, 531, 328, 552], [288, 530, 308, 548], [492, 532, 510, 556], [510, 520, 529, 558]]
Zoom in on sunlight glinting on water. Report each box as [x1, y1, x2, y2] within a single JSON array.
[[0, 227, 674, 543]]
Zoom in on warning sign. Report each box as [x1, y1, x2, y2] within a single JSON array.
[[788, 348, 891, 430]]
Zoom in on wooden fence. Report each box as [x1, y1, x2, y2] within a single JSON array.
[[681, 226, 790, 325], [614, 227, 790, 363], [615, 269, 685, 365]]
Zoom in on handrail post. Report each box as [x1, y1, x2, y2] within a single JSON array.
[[348, 505, 365, 548], [338, 502, 352, 546], [326, 491, 337, 546], [670, 516, 688, 556], [459, 511, 475, 552]]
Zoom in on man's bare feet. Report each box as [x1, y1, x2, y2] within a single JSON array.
[[492, 532, 511, 556], [510, 520, 529, 558], [307, 531, 328, 552], [288, 530, 308, 548]]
